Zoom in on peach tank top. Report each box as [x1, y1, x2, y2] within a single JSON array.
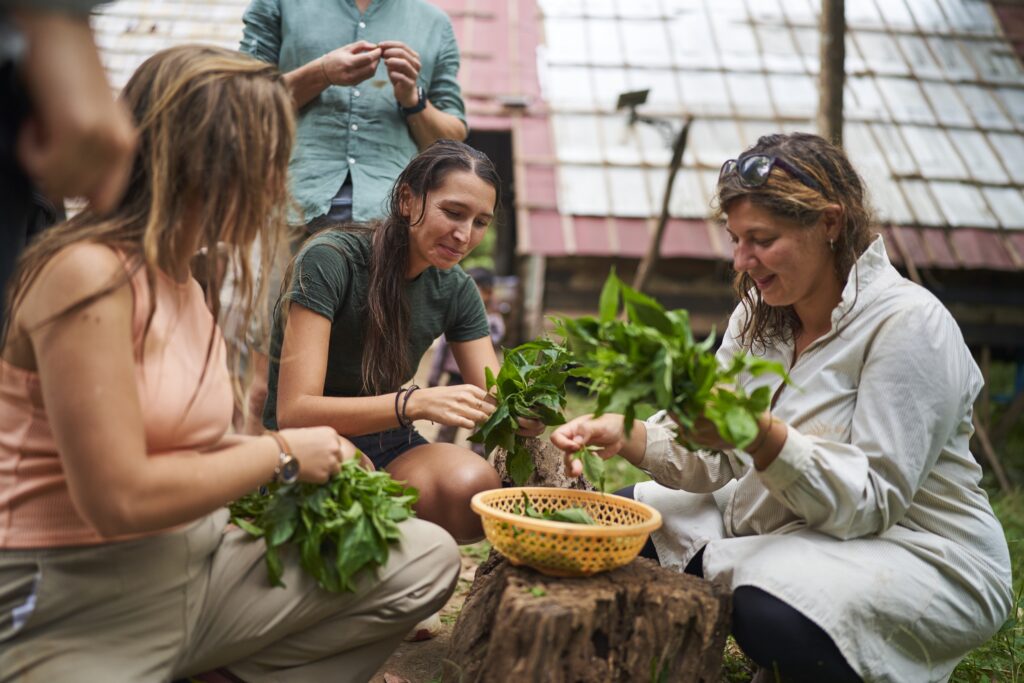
[[0, 257, 233, 548]]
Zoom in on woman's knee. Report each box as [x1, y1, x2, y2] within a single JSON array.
[[392, 518, 460, 612]]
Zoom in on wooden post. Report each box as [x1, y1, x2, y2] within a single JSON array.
[[817, 0, 846, 146], [633, 117, 693, 293], [973, 415, 1013, 493], [522, 254, 547, 341]]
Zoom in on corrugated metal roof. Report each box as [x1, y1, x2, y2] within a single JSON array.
[[88, 0, 1024, 270], [530, 0, 1024, 270]]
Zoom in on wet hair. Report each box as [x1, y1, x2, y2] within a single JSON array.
[[714, 132, 875, 351], [347, 139, 500, 395], [3, 45, 295, 406]]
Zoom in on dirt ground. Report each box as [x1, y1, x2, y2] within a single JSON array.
[[369, 548, 484, 683]]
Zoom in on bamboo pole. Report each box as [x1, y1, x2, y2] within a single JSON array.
[[633, 117, 693, 293]]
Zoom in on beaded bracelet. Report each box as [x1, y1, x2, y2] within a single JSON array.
[[401, 384, 420, 428]]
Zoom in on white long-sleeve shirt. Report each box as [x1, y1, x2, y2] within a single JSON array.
[[635, 237, 1012, 682]]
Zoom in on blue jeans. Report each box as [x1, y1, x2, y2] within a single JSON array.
[[349, 426, 428, 471]]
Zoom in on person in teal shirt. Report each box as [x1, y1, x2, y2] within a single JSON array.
[[240, 0, 468, 226]]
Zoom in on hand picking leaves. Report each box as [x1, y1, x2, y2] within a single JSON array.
[[229, 457, 418, 593], [555, 271, 788, 451], [574, 444, 606, 493], [469, 340, 572, 485]]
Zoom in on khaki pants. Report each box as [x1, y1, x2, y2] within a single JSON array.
[[0, 509, 459, 682]]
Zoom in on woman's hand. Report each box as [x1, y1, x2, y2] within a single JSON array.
[[672, 414, 734, 451], [515, 416, 545, 438], [550, 413, 632, 477], [405, 384, 495, 430], [278, 427, 357, 483]]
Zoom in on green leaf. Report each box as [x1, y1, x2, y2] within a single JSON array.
[[545, 507, 597, 525], [232, 517, 265, 537], [507, 446, 534, 486], [598, 270, 621, 322], [578, 446, 607, 493]]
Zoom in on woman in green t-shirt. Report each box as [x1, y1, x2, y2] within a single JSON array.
[[267, 140, 539, 543]]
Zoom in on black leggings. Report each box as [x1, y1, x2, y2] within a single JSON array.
[[617, 486, 860, 682]]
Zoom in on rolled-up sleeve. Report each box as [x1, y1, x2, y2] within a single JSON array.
[[639, 413, 746, 493], [427, 19, 466, 126], [239, 0, 281, 65], [758, 303, 980, 540]]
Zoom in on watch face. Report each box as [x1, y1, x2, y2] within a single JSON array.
[[281, 456, 300, 483]]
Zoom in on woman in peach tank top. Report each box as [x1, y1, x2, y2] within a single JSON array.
[[0, 45, 458, 683]]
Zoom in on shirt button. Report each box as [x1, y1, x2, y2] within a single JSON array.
[[351, 124, 358, 131], [348, 157, 356, 164], [359, 21, 366, 28], [353, 89, 361, 97]]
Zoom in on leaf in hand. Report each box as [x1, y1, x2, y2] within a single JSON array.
[[554, 271, 789, 451]]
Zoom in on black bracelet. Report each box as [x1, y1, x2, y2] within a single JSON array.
[[394, 387, 408, 428], [401, 384, 420, 428]]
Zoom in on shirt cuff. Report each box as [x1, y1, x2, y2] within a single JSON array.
[[757, 423, 814, 491], [636, 413, 677, 476]]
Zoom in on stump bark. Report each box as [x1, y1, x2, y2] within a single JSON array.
[[490, 436, 594, 491], [445, 552, 730, 683]]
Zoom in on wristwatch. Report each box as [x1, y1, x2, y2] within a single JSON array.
[[268, 432, 300, 484], [399, 85, 427, 117]]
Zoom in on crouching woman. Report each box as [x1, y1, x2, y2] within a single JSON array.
[[552, 133, 1013, 682]]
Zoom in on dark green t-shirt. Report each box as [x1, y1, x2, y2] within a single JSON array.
[[263, 230, 489, 429]]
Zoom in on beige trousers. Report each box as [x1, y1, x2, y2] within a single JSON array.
[[0, 509, 459, 682]]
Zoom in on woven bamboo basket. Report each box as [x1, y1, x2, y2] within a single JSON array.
[[470, 487, 663, 578]]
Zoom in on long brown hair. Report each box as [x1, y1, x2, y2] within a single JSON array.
[[714, 132, 875, 351], [3, 45, 295, 402], [287, 140, 501, 395]]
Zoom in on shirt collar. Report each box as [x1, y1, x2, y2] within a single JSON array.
[[830, 234, 895, 328]]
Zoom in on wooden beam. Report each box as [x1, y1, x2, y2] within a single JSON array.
[[817, 0, 846, 146]]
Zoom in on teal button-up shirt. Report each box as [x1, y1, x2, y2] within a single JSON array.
[[240, 0, 466, 223]]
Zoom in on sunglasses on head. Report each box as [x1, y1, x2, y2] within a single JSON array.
[[719, 154, 824, 194]]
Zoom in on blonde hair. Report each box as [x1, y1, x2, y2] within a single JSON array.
[[3, 44, 296, 406], [714, 132, 875, 351]]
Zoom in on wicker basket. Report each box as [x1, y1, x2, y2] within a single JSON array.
[[470, 487, 663, 578]]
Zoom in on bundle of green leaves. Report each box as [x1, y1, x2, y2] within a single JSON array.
[[469, 339, 572, 485], [229, 458, 418, 593], [555, 271, 787, 451]]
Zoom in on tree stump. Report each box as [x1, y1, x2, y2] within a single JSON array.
[[490, 436, 594, 491], [445, 552, 730, 683]]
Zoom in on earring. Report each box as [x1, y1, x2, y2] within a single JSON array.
[[828, 238, 836, 252]]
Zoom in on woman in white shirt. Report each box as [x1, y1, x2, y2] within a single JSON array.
[[551, 133, 1013, 683]]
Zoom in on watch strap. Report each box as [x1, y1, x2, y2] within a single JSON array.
[[267, 431, 295, 483], [399, 85, 427, 116]]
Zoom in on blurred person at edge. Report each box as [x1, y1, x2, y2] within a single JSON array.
[[0, 0, 136, 332], [552, 133, 1013, 683], [0, 45, 459, 683]]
